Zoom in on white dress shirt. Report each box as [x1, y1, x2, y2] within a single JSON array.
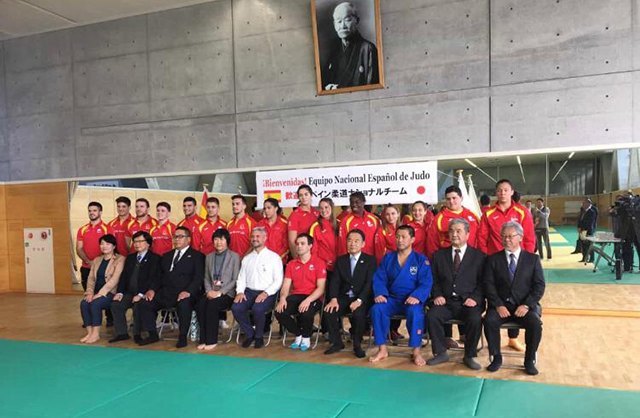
[[236, 247, 284, 296]]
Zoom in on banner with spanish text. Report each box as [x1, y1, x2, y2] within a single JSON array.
[[257, 161, 437, 208]]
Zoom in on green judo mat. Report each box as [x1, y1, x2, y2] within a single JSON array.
[[0, 339, 638, 418]]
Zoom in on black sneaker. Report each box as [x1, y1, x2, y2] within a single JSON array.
[[254, 338, 265, 349]]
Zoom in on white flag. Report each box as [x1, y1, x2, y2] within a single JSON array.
[[466, 176, 482, 218], [457, 171, 471, 207]]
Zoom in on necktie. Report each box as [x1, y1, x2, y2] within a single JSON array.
[[453, 249, 461, 273], [171, 250, 181, 272], [350, 255, 357, 276], [137, 253, 143, 263], [508, 253, 517, 282]]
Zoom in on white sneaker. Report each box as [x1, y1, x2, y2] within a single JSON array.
[[219, 320, 230, 329]]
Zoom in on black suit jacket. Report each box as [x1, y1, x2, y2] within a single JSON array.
[[329, 253, 376, 302], [117, 251, 161, 295], [152, 247, 205, 299], [484, 250, 545, 310], [430, 246, 485, 304], [578, 206, 597, 234]]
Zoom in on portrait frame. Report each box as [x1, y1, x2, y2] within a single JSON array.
[[311, 0, 385, 95]]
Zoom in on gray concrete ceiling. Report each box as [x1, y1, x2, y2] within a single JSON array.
[[0, 0, 214, 40]]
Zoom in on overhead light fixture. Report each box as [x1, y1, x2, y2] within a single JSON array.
[[551, 152, 575, 182], [516, 155, 526, 183], [465, 158, 497, 182], [568, 152, 575, 159], [465, 158, 477, 168]]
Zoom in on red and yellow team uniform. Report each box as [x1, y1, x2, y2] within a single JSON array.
[[404, 219, 428, 256], [338, 211, 379, 256], [285, 255, 327, 295], [374, 224, 397, 265], [107, 214, 133, 255], [150, 221, 176, 256], [126, 216, 159, 254], [477, 202, 535, 255], [178, 214, 205, 252], [309, 219, 337, 271], [227, 214, 257, 258], [336, 209, 351, 225], [425, 207, 480, 260], [259, 217, 289, 263], [287, 207, 320, 235], [198, 217, 227, 255], [76, 221, 108, 267]]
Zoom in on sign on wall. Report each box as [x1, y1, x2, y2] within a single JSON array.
[[311, 0, 385, 95], [257, 161, 437, 208]]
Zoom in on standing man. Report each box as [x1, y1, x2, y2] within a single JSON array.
[[275, 234, 327, 352], [324, 229, 376, 358], [109, 231, 160, 344], [287, 185, 319, 256], [76, 202, 108, 291], [426, 219, 485, 370], [198, 197, 227, 256], [231, 227, 284, 348], [107, 196, 133, 256], [125, 198, 158, 253], [483, 222, 545, 375], [578, 198, 598, 263], [533, 198, 552, 260], [150, 202, 175, 256], [227, 195, 257, 258], [426, 185, 480, 260], [178, 196, 205, 252], [138, 226, 204, 348], [338, 191, 379, 256], [369, 225, 433, 366]]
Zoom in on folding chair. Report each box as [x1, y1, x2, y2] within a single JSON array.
[[489, 321, 541, 369], [281, 299, 325, 350]]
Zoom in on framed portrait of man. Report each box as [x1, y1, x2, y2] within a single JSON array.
[[311, 0, 385, 95]]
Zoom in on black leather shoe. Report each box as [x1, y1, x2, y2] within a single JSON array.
[[254, 338, 265, 349], [242, 337, 254, 348], [426, 352, 450, 366], [108, 334, 130, 343], [324, 344, 345, 355], [176, 337, 188, 348], [524, 360, 539, 375], [133, 335, 143, 344], [353, 346, 366, 358], [487, 355, 502, 372], [138, 334, 159, 346], [570, 250, 581, 254], [463, 357, 482, 370]]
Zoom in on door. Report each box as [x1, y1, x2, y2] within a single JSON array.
[[24, 228, 55, 294]]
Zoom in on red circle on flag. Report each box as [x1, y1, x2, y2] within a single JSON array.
[[417, 186, 426, 195]]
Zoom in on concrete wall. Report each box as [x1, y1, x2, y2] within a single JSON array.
[[1, 0, 638, 182]]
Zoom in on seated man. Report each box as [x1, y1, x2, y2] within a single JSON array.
[[275, 234, 326, 352], [138, 226, 205, 348], [484, 221, 545, 375], [231, 227, 283, 348], [324, 229, 376, 358], [109, 231, 161, 344], [369, 225, 433, 366], [426, 219, 485, 370]]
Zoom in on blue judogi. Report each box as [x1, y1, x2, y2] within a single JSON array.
[[371, 250, 433, 348]]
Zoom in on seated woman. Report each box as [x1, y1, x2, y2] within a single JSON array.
[[80, 234, 125, 344], [197, 229, 240, 351]]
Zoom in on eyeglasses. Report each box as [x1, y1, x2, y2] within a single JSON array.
[[132, 239, 147, 244], [502, 233, 521, 240], [173, 234, 188, 239]]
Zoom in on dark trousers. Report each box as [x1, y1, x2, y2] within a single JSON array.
[[110, 294, 142, 336], [80, 294, 113, 327], [428, 299, 483, 358], [484, 304, 542, 361], [80, 267, 91, 291], [535, 228, 552, 259], [324, 296, 367, 347], [275, 294, 321, 338], [622, 236, 640, 271], [581, 234, 594, 262], [231, 288, 276, 340], [139, 293, 195, 338], [196, 294, 233, 344]]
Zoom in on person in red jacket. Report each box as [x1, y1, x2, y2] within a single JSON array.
[[178, 197, 205, 251], [125, 198, 158, 254], [426, 185, 480, 260], [198, 197, 227, 256], [403, 201, 431, 256], [259, 198, 289, 263], [76, 201, 109, 291], [309, 197, 338, 273], [477, 179, 535, 351], [338, 192, 379, 256], [227, 194, 257, 258], [374, 204, 399, 264], [287, 184, 319, 255], [107, 196, 133, 256], [150, 202, 175, 256]]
